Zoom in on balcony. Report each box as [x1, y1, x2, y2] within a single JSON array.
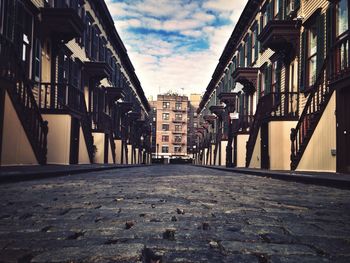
[[209, 105, 225, 119], [172, 107, 186, 112], [40, 0, 84, 42], [84, 61, 111, 81], [258, 20, 300, 60], [128, 111, 141, 122], [118, 101, 134, 114], [328, 31, 350, 90], [203, 114, 216, 125], [234, 114, 254, 134], [172, 118, 186, 123], [172, 130, 186, 134], [172, 140, 186, 145], [36, 82, 85, 114], [92, 111, 112, 132], [218, 92, 238, 112], [232, 68, 258, 94], [105, 87, 124, 104]]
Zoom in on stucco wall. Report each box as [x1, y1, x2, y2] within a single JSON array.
[[43, 114, 71, 165], [249, 129, 261, 169], [297, 92, 336, 172], [127, 144, 132, 164], [220, 140, 227, 166], [236, 134, 249, 168], [93, 133, 105, 164], [114, 139, 122, 164], [1, 92, 38, 166], [269, 121, 297, 170], [78, 127, 90, 164]]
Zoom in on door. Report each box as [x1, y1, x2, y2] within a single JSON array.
[[104, 133, 109, 164], [233, 135, 237, 167], [261, 122, 269, 169], [337, 88, 350, 173], [70, 118, 80, 164]]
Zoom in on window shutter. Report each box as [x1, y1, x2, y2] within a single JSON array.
[[239, 46, 244, 67], [299, 31, 307, 92], [276, 61, 282, 93], [265, 65, 272, 94], [316, 14, 325, 76], [255, 28, 259, 61], [259, 15, 263, 34], [247, 35, 252, 66], [278, 0, 284, 20], [326, 5, 334, 77], [267, 3, 272, 22]]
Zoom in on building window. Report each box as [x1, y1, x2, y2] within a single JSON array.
[[162, 124, 169, 131], [336, 0, 349, 71], [175, 113, 182, 120], [174, 135, 182, 143], [174, 146, 182, 153], [271, 60, 280, 93], [163, 102, 170, 109], [162, 135, 169, 142], [162, 113, 169, 120], [194, 122, 198, 128], [162, 146, 169, 153], [307, 24, 318, 86], [175, 125, 182, 131], [337, 0, 349, 36], [175, 102, 182, 110]]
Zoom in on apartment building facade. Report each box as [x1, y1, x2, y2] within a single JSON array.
[[151, 94, 188, 160], [0, 0, 151, 166], [187, 94, 201, 158], [196, 0, 350, 173]]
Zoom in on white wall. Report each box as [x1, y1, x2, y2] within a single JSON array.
[[1, 92, 38, 166], [43, 114, 71, 165]]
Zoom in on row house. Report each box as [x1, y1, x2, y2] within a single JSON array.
[[196, 0, 350, 173], [0, 0, 151, 166]]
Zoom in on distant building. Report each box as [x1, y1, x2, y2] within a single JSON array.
[[187, 94, 201, 157], [150, 94, 189, 160]]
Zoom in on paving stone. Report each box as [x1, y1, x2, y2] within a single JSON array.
[[0, 165, 349, 262], [221, 241, 316, 255]]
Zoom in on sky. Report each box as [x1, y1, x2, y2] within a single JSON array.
[[105, 0, 248, 100]]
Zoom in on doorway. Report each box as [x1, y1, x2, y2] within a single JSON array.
[[70, 117, 80, 164], [337, 88, 350, 173], [260, 122, 269, 169]]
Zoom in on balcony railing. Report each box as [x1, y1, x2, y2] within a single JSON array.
[[172, 130, 186, 134], [246, 92, 299, 166], [172, 140, 186, 145], [234, 114, 254, 133], [37, 82, 85, 113], [172, 107, 186, 112], [91, 111, 112, 132], [328, 31, 350, 87], [172, 118, 186, 123], [48, 0, 81, 10]]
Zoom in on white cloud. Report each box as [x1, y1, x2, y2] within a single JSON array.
[[107, 0, 248, 98]]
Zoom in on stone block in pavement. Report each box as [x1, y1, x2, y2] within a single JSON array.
[[31, 243, 144, 263]]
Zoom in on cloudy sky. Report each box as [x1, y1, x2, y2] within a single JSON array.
[[105, 0, 248, 99]]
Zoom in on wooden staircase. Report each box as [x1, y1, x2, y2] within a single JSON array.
[[290, 31, 350, 170], [246, 92, 299, 167], [0, 35, 48, 164]]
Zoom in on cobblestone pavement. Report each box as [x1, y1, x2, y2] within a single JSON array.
[[0, 165, 350, 263]]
